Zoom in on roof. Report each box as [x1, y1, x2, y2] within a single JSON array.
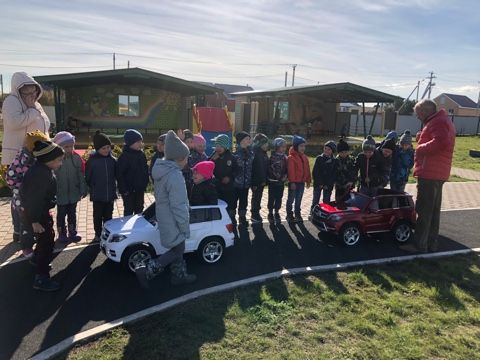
[[34, 68, 218, 96], [231, 82, 401, 103], [440, 93, 478, 108], [198, 82, 254, 95]]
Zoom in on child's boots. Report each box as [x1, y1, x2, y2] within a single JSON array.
[[170, 259, 197, 286], [57, 227, 69, 243], [68, 225, 82, 243]]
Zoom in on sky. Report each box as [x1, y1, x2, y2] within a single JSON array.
[[1, 0, 479, 102]]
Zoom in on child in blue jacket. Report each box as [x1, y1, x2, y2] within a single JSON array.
[[390, 130, 415, 192]]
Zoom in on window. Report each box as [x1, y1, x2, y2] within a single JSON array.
[[118, 95, 139, 116], [273, 100, 289, 123], [190, 208, 222, 224], [397, 196, 411, 208]]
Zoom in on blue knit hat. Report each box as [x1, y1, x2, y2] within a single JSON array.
[[292, 135, 306, 149], [385, 131, 398, 142], [124, 129, 143, 146]]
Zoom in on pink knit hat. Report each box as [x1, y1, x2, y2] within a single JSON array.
[[193, 133, 206, 146], [193, 161, 215, 180]]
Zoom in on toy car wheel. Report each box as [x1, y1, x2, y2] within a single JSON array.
[[340, 223, 361, 246], [198, 237, 225, 264], [121, 244, 155, 273], [392, 221, 413, 243]]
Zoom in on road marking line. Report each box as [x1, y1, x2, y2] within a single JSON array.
[[31, 247, 480, 360]]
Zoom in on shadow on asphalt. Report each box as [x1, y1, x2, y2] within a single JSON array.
[[0, 210, 478, 360]]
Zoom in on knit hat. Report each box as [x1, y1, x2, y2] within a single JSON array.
[[164, 130, 190, 160], [400, 130, 412, 146], [193, 133, 206, 146], [292, 135, 306, 149], [93, 131, 112, 151], [158, 134, 166, 143], [53, 131, 75, 147], [24, 130, 50, 152], [236, 131, 251, 144], [193, 160, 215, 180], [33, 140, 64, 163], [183, 129, 194, 141], [124, 129, 143, 147], [213, 134, 231, 149], [337, 138, 350, 152], [382, 138, 396, 151], [273, 137, 286, 149], [362, 135, 376, 151], [324, 140, 337, 153], [385, 131, 398, 142], [253, 133, 269, 148]]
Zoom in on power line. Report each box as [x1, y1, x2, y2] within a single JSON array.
[[0, 63, 111, 69]]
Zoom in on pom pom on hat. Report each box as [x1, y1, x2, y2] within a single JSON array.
[[362, 135, 376, 151], [400, 130, 413, 146], [337, 138, 350, 152]]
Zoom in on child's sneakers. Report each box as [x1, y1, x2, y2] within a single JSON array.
[[68, 227, 82, 243], [22, 248, 34, 258]]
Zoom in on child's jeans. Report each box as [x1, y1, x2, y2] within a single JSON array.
[[286, 182, 305, 216], [311, 185, 332, 211], [233, 187, 249, 217], [57, 203, 78, 230], [93, 201, 114, 237], [390, 182, 406, 192], [34, 214, 55, 277], [250, 185, 265, 216], [268, 183, 285, 213], [122, 191, 145, 216]]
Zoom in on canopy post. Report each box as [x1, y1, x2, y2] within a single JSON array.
[[362, 101, 366, 138], [368, 102, 380, 135]]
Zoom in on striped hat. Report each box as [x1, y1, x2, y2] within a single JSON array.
[[33, 140, 64, 163], [213, 134, 231, 149]]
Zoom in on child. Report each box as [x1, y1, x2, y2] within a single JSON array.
[[334, 138, 357, 205], [390, 130, 415, 192], [85, 132, 118, 242], [355, 135, 386, 197], [117, 129, 149, 216], [233, 131, 254, 226], [209, 134, 237, 223], [52, 131, 88, 243], [135, 130, 196, 288], [190, 133, 208, 167], [20, 140, 64, 291], [311, 140, 337, 211], [250, 133, 270, 224], [6, 130, 50, 257], [379, 137, 396, 188], [267, 137, 288, 223], [149, 133, 166, 176], [190, 161, 218, 206], [286, 135, 311, 222], [181, 129, 195, 190]]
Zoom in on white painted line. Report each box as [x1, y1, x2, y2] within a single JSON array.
[[31, 247, 480, 360], [441, 207, 480, 212]]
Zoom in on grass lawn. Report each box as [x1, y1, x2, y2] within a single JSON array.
[[59, 254, 480, 360]]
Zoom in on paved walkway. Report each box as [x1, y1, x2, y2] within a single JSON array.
[[1, 180, 480, 264], [451, 167, 480, 181]]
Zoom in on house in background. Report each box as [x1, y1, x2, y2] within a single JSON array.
[[197, 82, 253, 111], [434, 93, 479, 117]]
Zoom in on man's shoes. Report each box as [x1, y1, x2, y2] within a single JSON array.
[[33, 276, 60, 292]]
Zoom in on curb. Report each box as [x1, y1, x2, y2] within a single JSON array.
[[31, 247, 480, 360]]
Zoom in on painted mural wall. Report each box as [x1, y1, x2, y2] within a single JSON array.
[[66, 84, 182, 129]]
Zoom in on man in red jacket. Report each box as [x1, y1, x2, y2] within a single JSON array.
[[412, 99, 455, 252]]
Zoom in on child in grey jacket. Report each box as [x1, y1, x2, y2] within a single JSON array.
[[135, 130, 197, 289]]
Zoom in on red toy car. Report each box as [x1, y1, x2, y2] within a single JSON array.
[[310, 189, 416, 246]]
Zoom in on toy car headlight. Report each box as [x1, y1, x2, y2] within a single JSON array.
[[110, 234, 127, 243], [328, 214, 342, 221]]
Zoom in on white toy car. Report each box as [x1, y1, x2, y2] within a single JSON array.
[[100, 200, 235, 272]]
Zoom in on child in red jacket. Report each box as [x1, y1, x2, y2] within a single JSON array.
[[286, 135, 311, 222]]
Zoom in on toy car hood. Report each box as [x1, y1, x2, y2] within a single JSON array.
[[319, 203, 361, 214], [104, 215, 152, 235]]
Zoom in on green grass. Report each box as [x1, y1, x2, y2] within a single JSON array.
[[59, 254, 480, 360]]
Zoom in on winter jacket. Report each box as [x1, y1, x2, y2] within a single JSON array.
[[233, 147, 254, 189], [414, 109, 456, 181], [85, 152, 118, 202], [381, 155, 393, 187], [20, 162, 56, 224], [251, 147, 269, 187], [182, 150, 195, 190], [209, 150, 237, 191], [268, 151, 288, 186], [149, 151, 164, 176], [55, 152, 88, 206], [312, 154, 337, 188], [152, 159, 190, 249], [190, 179, 218, 206], [287, 147, 311, 184], [355, 150, 386, 188], [117, 146, 149, 195], [391, 146, 414, 185], [6, 147, 36, 209], [335, 155, 357, 187], [189, 150, 207, 168], [1, 72, 50, 165]]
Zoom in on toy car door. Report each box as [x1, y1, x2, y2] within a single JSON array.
[[186, 207, 213, 252]]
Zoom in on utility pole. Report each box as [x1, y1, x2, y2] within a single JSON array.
[[113, 52, 116, 70], [291, 64, 297, 87], [416, 80, 420, 101], [127, 60, 130, 69], [427, 71, 435, 99], [476, 81, 480, 135], [284, 71, 288, 87], [0, 74, 3, 99]]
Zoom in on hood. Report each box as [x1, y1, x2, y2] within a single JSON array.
[[104, 214, 152, 235], [320, 202, 360, 214], [151, 159, 181, 182], [289, 147, 301, 157], [11, 72, 43, 101]]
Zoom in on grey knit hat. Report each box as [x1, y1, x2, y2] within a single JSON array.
[[164, 130, 190, 160], [273, 137, 286, 148], [253, 133, 269, 148], [362, 135, 376, 151], [400, 130, 412, 145]]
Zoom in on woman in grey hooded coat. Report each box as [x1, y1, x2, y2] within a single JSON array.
[[135, 130, 196, 288]]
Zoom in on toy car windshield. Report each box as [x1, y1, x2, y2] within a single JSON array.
[[344, 192, 370, 210]]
